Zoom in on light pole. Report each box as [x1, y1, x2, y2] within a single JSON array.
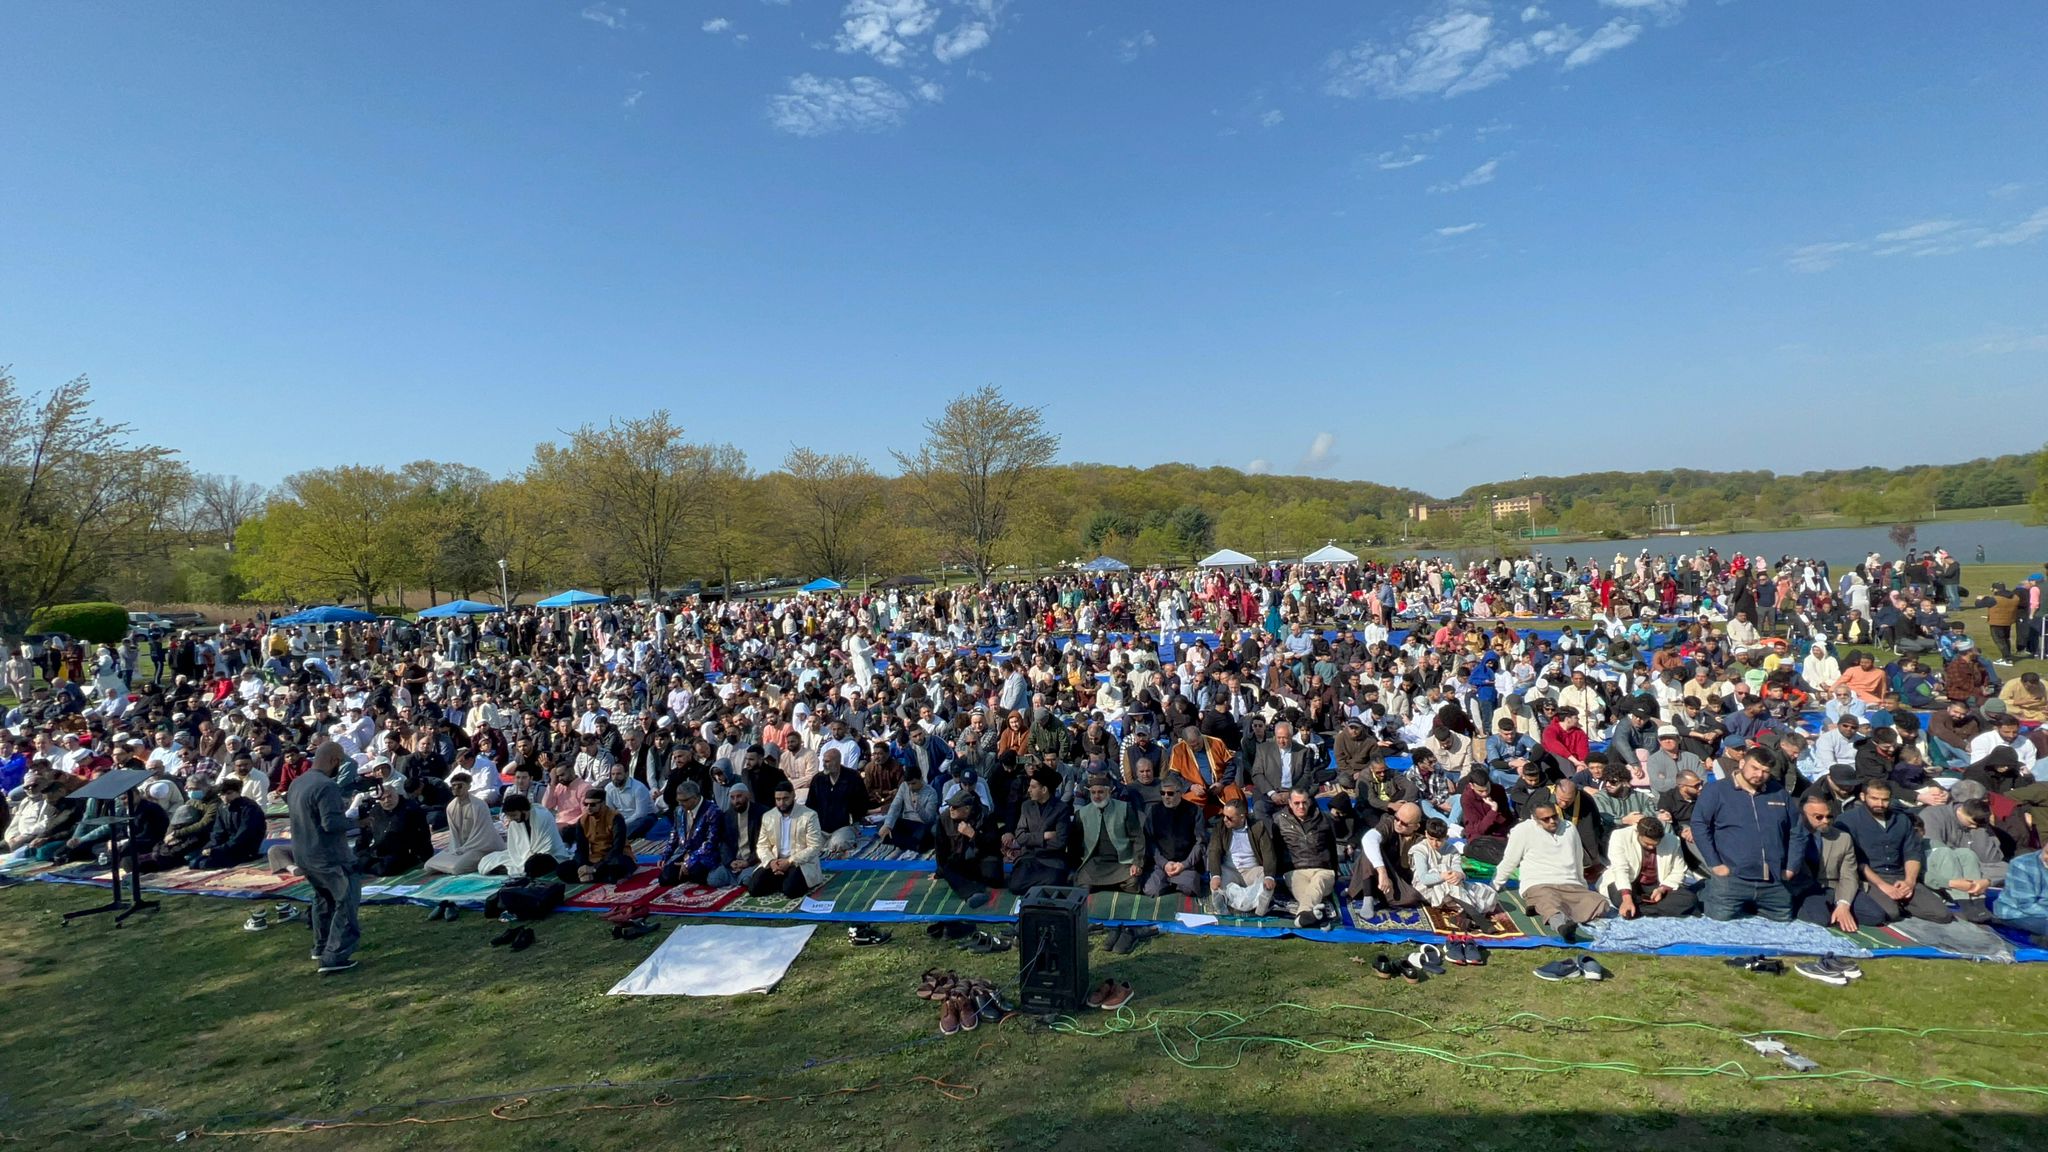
[[497, 558, 509, 607]]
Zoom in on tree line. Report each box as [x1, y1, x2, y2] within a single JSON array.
[[4, 365, 2046, 619]]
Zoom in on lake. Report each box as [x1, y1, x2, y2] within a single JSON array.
[[1401, 518, 2048, 569]]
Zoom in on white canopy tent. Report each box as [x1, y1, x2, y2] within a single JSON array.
[[1301, 543, 1358, 563], [1198, 548, 1258, 568]]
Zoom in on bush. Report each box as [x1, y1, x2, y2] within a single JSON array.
[[28, 602, 130, 645]]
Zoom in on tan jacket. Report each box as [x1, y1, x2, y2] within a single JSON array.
[[755, 803, 826, 889]]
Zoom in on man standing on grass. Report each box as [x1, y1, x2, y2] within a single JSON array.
[[288, 743, 361, 975]]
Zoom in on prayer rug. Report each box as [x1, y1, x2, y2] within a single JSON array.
[[563, 866, 671, 911], [150, 866, 298, 896], [406, 873, 510, 906], [1423, 902, 1527, 940], [1586, 914, 1873, 959], [648, 883, 744, 914]]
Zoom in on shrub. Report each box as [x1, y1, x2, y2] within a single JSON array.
[[28, 602, 130, 645]]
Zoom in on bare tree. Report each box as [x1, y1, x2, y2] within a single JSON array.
[[779, 447, 881, 582], [892, 385, 1059, 583], [192, 473, 267, 548]]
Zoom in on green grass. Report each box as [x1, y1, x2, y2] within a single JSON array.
[[2, 883, 2046, 1152]]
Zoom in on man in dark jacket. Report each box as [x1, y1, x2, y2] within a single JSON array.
[[1140, 777, 1205, 898], [1245, 722, 1329, 817], [1691, 748, 1807, 921], [807, 749, 871, 856], [1271, 785, 1340, 928], [191, 778, 266, 869], [355, 782, 433, 876], [719, 782, 766, 887], [1206, 799, 1281, 916], [1837, 778, 1953, 924]]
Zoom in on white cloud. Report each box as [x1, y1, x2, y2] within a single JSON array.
[[1790, 204, 2048, 269], [1786, 241, 1862, 273], [1970, 331, 2048, 355], [1430, 157, 1498, 192], [1563, 18, 1643, 68], [1117, 29, 1157, 63], [1325, 1, 1669, 100], [702, 17, 730, 33], [1434, 222, 1484, 236], [1989, 181, 2024, 199], [934, 21, 991, 63], [1259, 109, 1285, 128], [1325, 5, 1496, 99], [1374, 150, 1430, 169], [915, 80, 945, 102], [835, 0, 941, 67], [622, 89, 643, 109], [1247, 458, 1271, 475], [580, 3, 627, 30], [1301, 433, 1336, 470], [1873, 219, 1961, 244], [767, 73, 911, 136], [1977, 206, 2048, 248]]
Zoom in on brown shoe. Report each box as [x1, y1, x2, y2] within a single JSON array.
[[1100, 980, 1135, 1010], [1086, 979, 1113, 1009], [958, 995, 980, 1031], [940, 997, 961, 1035]]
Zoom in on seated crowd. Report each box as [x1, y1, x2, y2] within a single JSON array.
[[4, 547, 2046, 950]]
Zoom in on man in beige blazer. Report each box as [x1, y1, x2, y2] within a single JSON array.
[[750, 780, 824, 899]]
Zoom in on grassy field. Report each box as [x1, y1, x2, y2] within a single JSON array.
[[2, 884, 2047, 1151]]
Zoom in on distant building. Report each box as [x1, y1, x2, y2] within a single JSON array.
[[1408, 493, 1545, 523]]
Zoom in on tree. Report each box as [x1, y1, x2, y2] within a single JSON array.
[[2032, 445, 2048, 526], [478, 474, 573, 604], [0, 371, 190, 629], [187, 474, 267, 549], [892, 386, 1060, 582], [236, 466, 410, 607], [391, 461, 493, 603], [1164, 504, 1215, 561], [778, 447, 882, 582], [539, 412, 731, 598], [695, 444, 760, 592]]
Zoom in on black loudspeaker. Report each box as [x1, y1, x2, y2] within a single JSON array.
[[1017, 885, 1090, 1015]]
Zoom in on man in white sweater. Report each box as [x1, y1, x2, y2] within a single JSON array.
[[1493, 801, 1611, 942]]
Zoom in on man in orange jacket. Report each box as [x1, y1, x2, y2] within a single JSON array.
[[1167, 725, 1242, 818]]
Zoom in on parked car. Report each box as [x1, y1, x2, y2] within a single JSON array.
[[127, 612, 173, 638]]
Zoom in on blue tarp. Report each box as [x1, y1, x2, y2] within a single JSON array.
[[1078, 556, 1131, 572], [417, 599, 504, 618], [271, 605, 378, 625], [800, 578, 843, 592], [536, 590, 609, 608]]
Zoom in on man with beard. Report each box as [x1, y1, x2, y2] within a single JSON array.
[[1141, 776, 1205, 898], [1003, 768, 1072, 894]]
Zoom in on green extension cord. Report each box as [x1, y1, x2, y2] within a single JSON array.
[[1046, 1002, 2048, 1097]]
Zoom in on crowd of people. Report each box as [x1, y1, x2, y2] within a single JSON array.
[[5, 546, 2047, 978]]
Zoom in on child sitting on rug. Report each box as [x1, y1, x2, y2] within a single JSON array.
[[1408, 818, 1498, 923]]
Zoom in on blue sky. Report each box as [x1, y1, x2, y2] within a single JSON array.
[[2, 0, 2043, 498]]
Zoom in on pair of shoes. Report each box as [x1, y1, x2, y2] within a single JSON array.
[[1725, 955, 1785, 975], [1445, 937, 1488, 967], [966, 931, 1013, 955], [1408, 944, 1448, 977], [427, 901, 459, 923], [940, 992, 981, 1035], [272, 902, 302, 925], [1534, 955, 1612, 981], [490, 926, 537, 951], [1794, 954, 1864, 985], [243, 911, 270, 932], [613, 917, 656, 941], [847, 925, 892, 948], [1086, 979, 1135, 1009], [317, 958, 359, 974], [916, 968, 959, 1000]]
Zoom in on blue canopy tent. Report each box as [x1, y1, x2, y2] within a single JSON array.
[[1078, 556, 1130, 572], [535, 590, 610, 608], [417, 599, 505, 619], [800, 578, 843, 592], [271, 606, 379, 626]]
